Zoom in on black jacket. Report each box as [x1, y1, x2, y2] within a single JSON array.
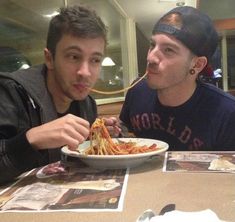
[[0, 65, 97, 184]]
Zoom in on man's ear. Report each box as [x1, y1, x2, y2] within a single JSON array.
[[193, 56, 208, 74], [44, 48, 54, 70]]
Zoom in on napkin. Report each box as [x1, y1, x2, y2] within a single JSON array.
[[150, 209, 223, 222]]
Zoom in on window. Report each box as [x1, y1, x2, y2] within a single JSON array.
[[0, 0, 138, 104]]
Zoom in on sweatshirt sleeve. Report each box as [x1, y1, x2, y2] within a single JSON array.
[[0, 130, 45, 184], [0, 79, 47, 184]]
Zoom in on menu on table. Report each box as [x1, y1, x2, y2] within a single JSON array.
[[163, 151, 235, 173], [0, 161, 129, 212]]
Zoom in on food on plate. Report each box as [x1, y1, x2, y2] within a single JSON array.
[[84, 118, 158, 155]]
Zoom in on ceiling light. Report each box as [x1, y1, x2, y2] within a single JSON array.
[[19, 64, 30, 70], [43, 11, 59, 18], [102, 57, 115, 66]]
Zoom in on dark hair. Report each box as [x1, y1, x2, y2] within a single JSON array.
[[46, 5, 107, 58]]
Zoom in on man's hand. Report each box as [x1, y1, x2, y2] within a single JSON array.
[[26, 114, 90, 150], [103, 117, 121, 137]]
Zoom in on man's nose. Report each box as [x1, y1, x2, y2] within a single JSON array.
[[147, 47, 160, 65], [77, 61, 91, 76]]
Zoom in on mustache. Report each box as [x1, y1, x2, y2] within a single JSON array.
[[146, 62, 158, 72], [147, 62, 157, 69], [74, 77, 91, 85]]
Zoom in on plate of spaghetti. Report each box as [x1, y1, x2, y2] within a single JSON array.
[[61, 137, 168, 169], [61, 118, 169, 169]]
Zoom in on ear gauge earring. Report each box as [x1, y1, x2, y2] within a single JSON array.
[[189, 69, 195, 75]]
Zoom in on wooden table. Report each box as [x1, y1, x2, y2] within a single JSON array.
[[0, 158, 234, 222]]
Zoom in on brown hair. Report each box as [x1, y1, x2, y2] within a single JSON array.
[[46, 5, 107, 58]]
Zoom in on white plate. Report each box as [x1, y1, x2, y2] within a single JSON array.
[[61, 138, 169, 169]]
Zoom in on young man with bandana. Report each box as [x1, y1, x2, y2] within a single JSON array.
[[120, 6, 235, 151]]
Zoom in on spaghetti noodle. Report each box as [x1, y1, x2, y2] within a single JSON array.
[[88, 72, 147, 95], [85, 118, 158, 155]]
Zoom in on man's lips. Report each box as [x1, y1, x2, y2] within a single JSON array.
[[73, 83, 90, 91], [146, 70, 159, 75], [146, 65, 159, 74]]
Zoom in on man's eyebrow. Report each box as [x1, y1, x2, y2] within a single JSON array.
[[162, 42, 180, 50], [64, 46, 103, 57], [150, 37, 180, 50], [93, 52, 104, 57], [64, 45, 81, 51], [157, 41, 181, 51]]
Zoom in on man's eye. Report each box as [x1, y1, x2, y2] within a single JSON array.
[[66, 53, 81, 61], [91, 58, 102, 64], [70, 54, 79, 60], [164, 47, 175, 53]]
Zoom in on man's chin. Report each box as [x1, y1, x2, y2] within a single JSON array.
[[75, 95, 88, 101], [146, 79, 158, 90], [70, 92, 89, 101]]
